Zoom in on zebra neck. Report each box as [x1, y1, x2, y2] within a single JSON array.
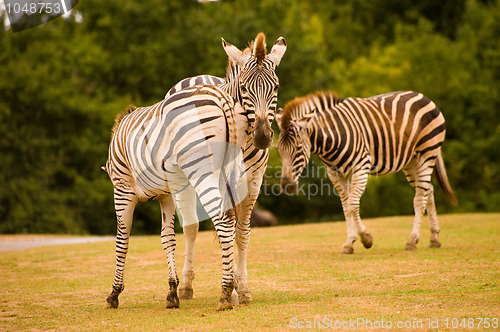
[[310, 116, 332, 156], [221, 63, 243, 105]]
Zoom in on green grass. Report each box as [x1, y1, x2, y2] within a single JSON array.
[[1, 213, 499, 331]]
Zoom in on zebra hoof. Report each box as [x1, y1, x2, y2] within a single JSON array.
[[429, 240, 441, 248], [217, 287, 234, 311], [179, 288, 193, 300], [166, 300, 180, 309], [105, 296, 118, 309], [166, 292, 180, 309], [166, 301, 179, 309], [360, 232, 373, 249], [217, 299, 233, 311], [341, 245, 354, 254], [105, 287, 121, 309], [238, 291, 252, 304], [405, 242, 417, 250]]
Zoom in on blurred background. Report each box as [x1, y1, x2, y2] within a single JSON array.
[[0, 0, 499, 234]]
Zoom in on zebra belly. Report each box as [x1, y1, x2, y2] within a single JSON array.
[[319, 148, 416, 178]]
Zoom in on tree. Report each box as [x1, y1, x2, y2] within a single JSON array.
[[0, 0, 498, 234]]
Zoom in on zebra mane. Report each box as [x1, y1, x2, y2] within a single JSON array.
[[111, 104, 137, 137], [281, 91, 344, 131], [253, 33, 266, 65], [224, 33, 267, 74], [314, 90, 344, 107], [280, 97, 304, 131]]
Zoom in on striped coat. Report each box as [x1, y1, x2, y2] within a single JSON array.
[[276, 91, 457, 253]]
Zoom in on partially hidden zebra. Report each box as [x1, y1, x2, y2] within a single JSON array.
[[104, 34, 286, 311], [276, 91, 457, 253], [104, 85, 246, 311], [163, 33, 286, 305]]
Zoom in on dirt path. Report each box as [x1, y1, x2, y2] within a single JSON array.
[[0, 235, 115, 252]]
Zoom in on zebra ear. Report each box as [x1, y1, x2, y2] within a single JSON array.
[[268, 37, 287, 66], [275, 108, 284, 129], [222, 38, 251, 67]]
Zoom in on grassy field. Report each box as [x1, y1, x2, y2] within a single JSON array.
[[1, 213, 499, 331]]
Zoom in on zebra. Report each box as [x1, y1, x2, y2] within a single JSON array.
[[104, 34, 286, 311], [104, 85, 249, 311], [162, 33, 286, 305], [275, 90, 457, 253]]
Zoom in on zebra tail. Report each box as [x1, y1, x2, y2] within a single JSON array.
[[435, 150, 458, 206]]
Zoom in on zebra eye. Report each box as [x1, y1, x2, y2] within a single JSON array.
[[274, 84, 280, 92], [240, 85, 248, 94]]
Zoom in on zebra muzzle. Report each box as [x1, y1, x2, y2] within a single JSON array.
[[252, 118, 274, 149], [280, 176, 298, 194]]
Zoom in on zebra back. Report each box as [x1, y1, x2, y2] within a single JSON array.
[[277, 90, 446, 176], [107, 85, 243, 200], [165, 75, 225, 99]]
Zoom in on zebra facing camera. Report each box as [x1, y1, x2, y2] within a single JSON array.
[[4, 0, 79, 32]]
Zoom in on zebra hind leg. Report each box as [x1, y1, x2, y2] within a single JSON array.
[[106, 186, 137, 308], [158, 195, 180, 309], [426, 186, 441, 248], [179, 223, 198, 300], [349, 167, 372, 250], [187, 168, 236, 310], [403, 161, 433, 250], [214, 210, 237, 311], [327, 172, 358, 254]]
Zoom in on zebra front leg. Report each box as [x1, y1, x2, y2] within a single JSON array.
[[106, 187, 137, 309], [233, 192, 259, 304], [327, 170, 358, 254], [426, 186, 441, 248], [214, 210, 237, 311], [349, 167, 372, 249], [173, 186, 199, 300], [158, 195, 180, 309], [179, 223, 198, 299]]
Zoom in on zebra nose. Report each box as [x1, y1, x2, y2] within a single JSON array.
[[281, 176, 297, 194], [253, 118, 274, 149]]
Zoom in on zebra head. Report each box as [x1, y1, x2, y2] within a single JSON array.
[[222, 33, 287, 149], [276, 103, 314, 194]]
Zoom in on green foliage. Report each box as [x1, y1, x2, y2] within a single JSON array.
[[0, 0, 498, 233]]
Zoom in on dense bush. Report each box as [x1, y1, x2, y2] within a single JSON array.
[[0, 0, 498, 233]]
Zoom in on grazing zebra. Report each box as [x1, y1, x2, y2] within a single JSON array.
[[163, 33, 286, 305], [276, 91, 457, 253], [104, 85, 249, 311]]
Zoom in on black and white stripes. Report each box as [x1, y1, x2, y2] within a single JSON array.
[[276, 90, 457, 253], [105, 85, 245, 310]]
